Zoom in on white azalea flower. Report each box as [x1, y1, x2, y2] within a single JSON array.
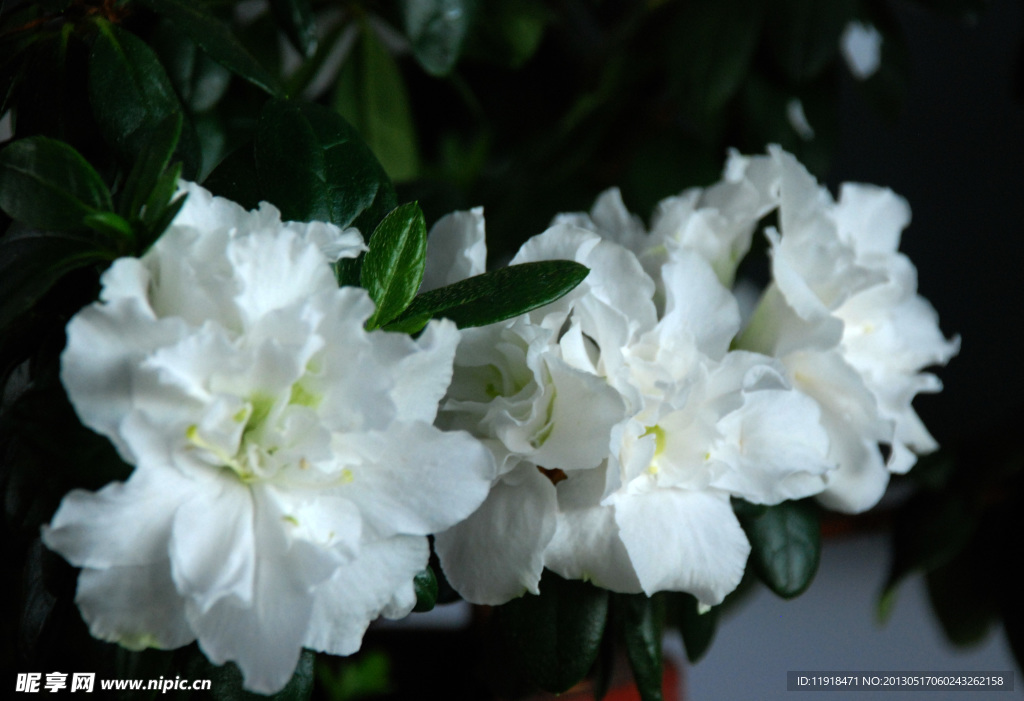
[[738, 147, 959, 512], [43, 183, 494, 694], [434, 213, 832, 608]]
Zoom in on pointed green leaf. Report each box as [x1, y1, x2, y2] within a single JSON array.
[[361, 202, 427, 329], [270, 0, 318, 58], [618, 593, 665, 701], [0, 137, 113, 230], [739, 500, 820, 598], [412, 567, 438, 613], [88, 20, 200, 178], [0, 231, 112, 332], [118, 112, 182, 221], [498, 570, 609, 694], [82, 211, 133, 243], [333, 26, 420, 181], [384, 260, 589, 330], [401, 0, 473, 76], [675, 593, 718, 663], [255, 99, 396, 232], [138, 0, 284, 98]]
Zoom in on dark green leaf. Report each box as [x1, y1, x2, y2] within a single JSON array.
[[675, 593, 718, 663], [0, 137, 112, 230], [118, 112, 182, 221], [464, 0, 550, 69], [361, 202, 427, 329], [618, 593, 664, 701], [670, 0, 764, 120], [401, 0, 473, 76], [413, 567, 438, 613], [255, 99, 396, 232], [138, 164, 186, 250], [880, 491, 975, 619], [740, 500, 820, 598], [82, 211, 133, 242], [88, 20, 200, 178], [138, 0, 284, 98], [271, 0, 318, 57], [0, 231, 111, 334], [203, 143, 261, 211], [333, 26, 420, 182], [498, 570, 609, 694], [150, 19, 232, 114], [385, 260, 589, 330], [926, 557, 996, 646]]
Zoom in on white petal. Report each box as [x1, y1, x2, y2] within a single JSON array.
[[340, 422, 495, 538], [435, 463, 557, 605], [614, 489, 749, 607], [306, 535, 428, 654], [75, 561, 193, 651], [42, 468, 193, 569], [421, 207, 487, 291]]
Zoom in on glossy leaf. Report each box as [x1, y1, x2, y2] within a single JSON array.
[[0, 137, 112, 230], [361, 202, 427, 329], [618, 593, 664, 701], [498, 570, 609, 694], [675, 593, 718, 663], [150, 19, 232, 113], [740, 500, 820, 598], [0, 231, 112, 333], [88, 20, 200, 178], [138, 0, 284, 98], [333, 26, 420, 182], [255, 99, 396, 232], [401, 0, 473, 76], [270, 0, 318, 58], [117, 112, 182, 221], [203, 143, 261, 211], [384, 260, 589, 331], [413, 567, 439, 613]]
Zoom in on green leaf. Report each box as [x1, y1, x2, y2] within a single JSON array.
[[117, 112, 182, 221], [255, 99, 397, 232], [766, 0, 857, 83], [384, 260, 589, 330], [618, 593, 664, 701], [740, 500, 820, 598], [926, 557, 996, 646], [498, 570, 609, 694], [150, 19, 232, 113], [88, 20, 200, 178], [0, 231, 112, 333], [670, 0, 764, 120], [413, 567, 438, 613], [333, 25, 420, 182], [203, 143, 261, 211], [401, 0, 474, 76], [82, 211, 133, 242], [138, 0, 285, 98], [270, 0, 318, 58], [0, 137, 113, 230], [675, 593, 718, 663], [879, 491, 975, 618], [464, 0, 550, 69], [361, 202, 427, 329]]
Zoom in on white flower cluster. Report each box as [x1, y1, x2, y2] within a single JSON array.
[[43, 148, 956, 694], [43, 183, 495, 693], [434, 146, 958, 609]]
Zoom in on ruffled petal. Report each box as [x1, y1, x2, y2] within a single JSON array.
[[435, 463, 557, 605]]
